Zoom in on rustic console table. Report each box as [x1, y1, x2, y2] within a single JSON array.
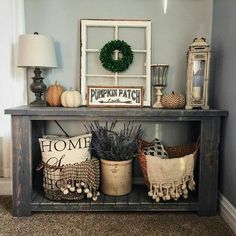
[[5, 106, 228, 217]]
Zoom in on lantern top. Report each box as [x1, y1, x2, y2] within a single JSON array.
[[189, 37, 210, 52]]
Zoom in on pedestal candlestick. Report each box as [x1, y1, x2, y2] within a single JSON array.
[[153, 86, 164, 108]]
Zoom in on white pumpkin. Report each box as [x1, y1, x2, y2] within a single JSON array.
[[61, 90, 81, 108]]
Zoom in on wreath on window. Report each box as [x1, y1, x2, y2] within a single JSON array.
[[99, 40, 133, 73]]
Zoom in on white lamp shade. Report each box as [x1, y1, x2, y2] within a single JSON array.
[[17, 34, 57, 68]]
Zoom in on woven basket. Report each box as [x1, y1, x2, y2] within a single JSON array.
[[139, 140, 199, 187]]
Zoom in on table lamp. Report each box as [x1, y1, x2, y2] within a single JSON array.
[[17, 32, 57, 107]]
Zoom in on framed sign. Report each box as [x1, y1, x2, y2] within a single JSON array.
[[87, 86, 143, 107]]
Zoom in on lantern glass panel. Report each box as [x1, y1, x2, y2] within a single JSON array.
[[151, 65, 168, 87], [192, 60, 205, 100]]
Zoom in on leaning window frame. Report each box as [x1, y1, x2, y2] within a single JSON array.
[[80, 19, 151, 106]]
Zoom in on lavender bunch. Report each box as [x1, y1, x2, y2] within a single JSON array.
[[85, 121, 142, 161]]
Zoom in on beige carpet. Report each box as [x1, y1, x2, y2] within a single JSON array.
[[0, 196, 234, 236]]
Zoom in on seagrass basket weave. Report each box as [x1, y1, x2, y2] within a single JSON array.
[[139, 139, 199, 187]]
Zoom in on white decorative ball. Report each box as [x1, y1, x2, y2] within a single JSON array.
[[148, 191, 153, 197], [70, 186, 75, 192], [63, 189, 69, 195], [92, 196, 98, 201], [84, 188, 89, 193], [77, 188, 82, 193]]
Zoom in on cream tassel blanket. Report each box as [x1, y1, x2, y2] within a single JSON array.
[[146, 154, 196, 202]]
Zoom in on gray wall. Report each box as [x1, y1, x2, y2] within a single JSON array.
[[25, 0, 213, 175], [25, 0, 213, 94], [212, 0, 236, 208]]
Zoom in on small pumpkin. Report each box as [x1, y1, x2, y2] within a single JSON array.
[[161, 91, 185, 109], [61, 89, 81, 108], [46, 81, 64, 107]]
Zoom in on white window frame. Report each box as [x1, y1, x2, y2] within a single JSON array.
[[80, 19, 151, 106]]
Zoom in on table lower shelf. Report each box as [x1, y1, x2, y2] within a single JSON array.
[[31, 185, 199, 212]]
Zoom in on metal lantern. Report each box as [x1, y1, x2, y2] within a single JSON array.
[[151, 64, 169, 108], [185, 37, 211, 109]]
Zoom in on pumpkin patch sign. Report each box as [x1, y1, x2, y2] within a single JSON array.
[[87, 86, 143, 107]]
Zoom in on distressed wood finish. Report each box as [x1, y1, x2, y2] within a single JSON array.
[[5, 106, 228, 216], [87, 86, 144, 108], [31, 186, 198, 212], [5, 106, 228, 118], [32, 121, 45, 191], [199, 117, 221, 216], [12, 116, 32, 216]]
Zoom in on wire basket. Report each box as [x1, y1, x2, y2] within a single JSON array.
[[139, 139, 199, 187], [41, 163, 84, 201], [37, 159, 100, 201]]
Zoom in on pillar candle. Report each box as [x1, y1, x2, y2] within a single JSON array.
[[192, 86, 202, 99]]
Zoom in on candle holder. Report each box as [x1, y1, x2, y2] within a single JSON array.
[[151, 64, 169, 108]]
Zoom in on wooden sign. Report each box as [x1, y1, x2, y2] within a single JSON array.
[[87, 86, 143, 107]]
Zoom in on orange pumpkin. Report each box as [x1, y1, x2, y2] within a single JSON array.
[[46, 81, 64, 106]]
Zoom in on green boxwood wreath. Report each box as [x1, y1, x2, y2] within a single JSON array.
[[99, 40, 133, 73]]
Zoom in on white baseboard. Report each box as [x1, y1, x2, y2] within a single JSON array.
[[218, 192, 236, 234], [0, 178, 12, 195]]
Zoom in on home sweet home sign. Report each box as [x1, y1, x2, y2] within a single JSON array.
[[87, 86, 143, 107]]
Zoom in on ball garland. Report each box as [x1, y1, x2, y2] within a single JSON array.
[[99, 40, 133, 73]]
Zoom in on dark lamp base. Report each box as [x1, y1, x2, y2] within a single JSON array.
[[30, 99, 47, 107], [30, 67, 47, 107]]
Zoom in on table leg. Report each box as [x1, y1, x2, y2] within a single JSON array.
[[198, 117, 221, 216], [12, 116, 32, 216]]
